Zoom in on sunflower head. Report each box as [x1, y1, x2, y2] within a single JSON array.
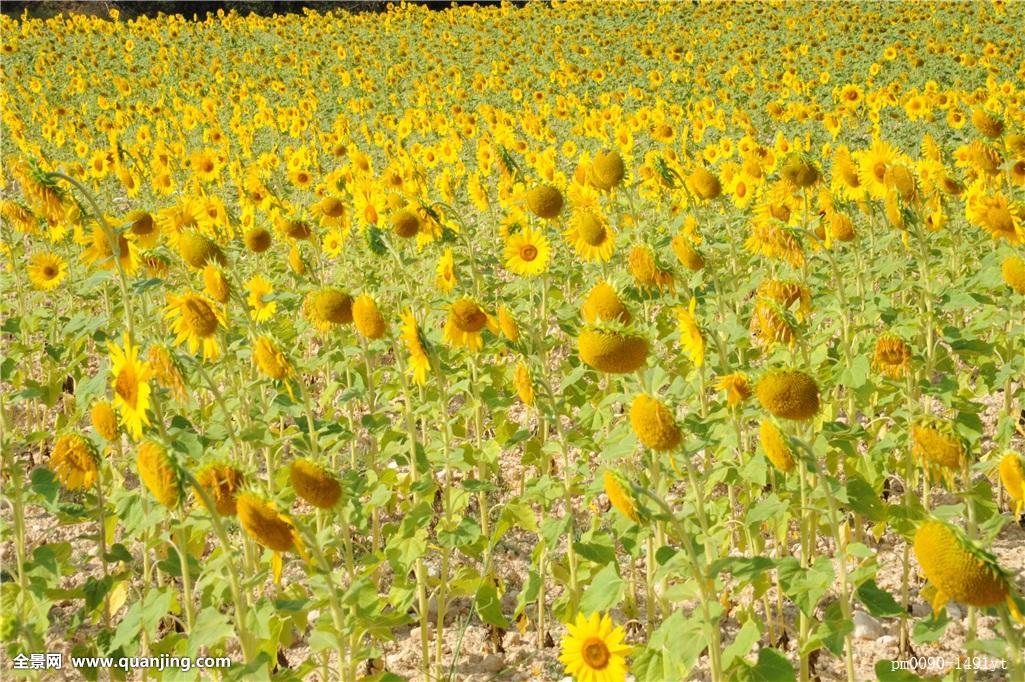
[[237, 492, 297, 552], [280, 218, 312, 240], [244, 227, 272, 253], [27, 252, 68, 290], [253, 336, 292, 380], [311, 288, 354, 325], [577, 327, 648, 374], [290, 459, 342, 509], [914, 520, 1010, 609], [353, 294, 387, 339], [715, 372, 751, 407], [755, 369, 820, 420], [582, 282, 631, 325], [196, 462, 245, 516], [589, 150, 625, 190], [1001, 255, 1025, 294], [512, 361, 534, 406], [137, 441, 181, 508], [829, 212, 856, 242], [90, 401, 119, 441], [449, 298, 488, 333], [911, 417, 966, 471], [688, 166, 722, 200], [603, 470, 641, 523], [559, 612, 632, 682], [202, 264, 230, 303], [526, 185, 564, 220], [391, 208, 420, 239], [178, 231, 225, 269], [872, 334, 911, 379], [630, 394, 681, 452], [971, 108, 1004, 139], [759, 419, 795, 473], [50, 433, 98, 491], [671, 234, 705, 271], [998, 452, 1025, 512], [780, 153, 820, 188]]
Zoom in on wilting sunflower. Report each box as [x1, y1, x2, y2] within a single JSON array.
[[90, 400, 119, 441], [588, 150, 625, 191], [400, 309, 431, 386], [203, 265, 230, 304], [82, 224, 139, 274], [715, 372, 751, 407], [290, 459, 342, 509], [305, 288, 353, 330], [108, 333, 152, 440], [497, 306, 520, 342], [444, 298, 489, 352], [755, 369, 820, 420], [676, 297, 705, 367], [504, 224, 551, 277], [353, 294, 387, 340], [872, 334, 911, 379], [759, 420, 795, 473], [559, 611, 632, 682], [965, 192, 1022, 244], [744, 222, 804, 267], [246, 276, 276, 323], [687, 166, 722, 200], [630, 394, 681, 452], [1001, 255, 1025, 294], [27, 252, 67, 290], [178, 231, 225, 269], [147, 345, 187, 401], [914, 520, 1010, 610], [582, 282, 631, 325], [512, 361, 534, 406], [670, 234, 704, 271], [237, 492, 298, 553], [50, 434, 98, 491], [998, 452, 1025, 517], [628, 245, 673, 292], [912, 417, 967, 473], [435, 247, 457, 292], [252, 335, 292, 381], [137, 441, 180, 508], [749, 298, 796, 348], [525, 185, 564, 220], [565, 210, 615, 262], [165, 291, 226, 361], [603, 470, 640, 524], [195, 462, 245, 516], [578, 327, 648, 374]]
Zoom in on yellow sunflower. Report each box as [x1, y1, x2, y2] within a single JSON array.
[[565, 210, 615, 262], [435, 247, 457, 293], [246, 276, 277, 323], [675, 297, 705, 367], [504, 225, 550, 277], [50, 434, 99, 491], [400, 309, 431, 385], [559, 612, 632, 682], [444, 298, 489, 352], [165, 291, 226, 361], [108, 333, 153, 440], [27, 252, 67, 290]]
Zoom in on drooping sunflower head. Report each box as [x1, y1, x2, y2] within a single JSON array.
[[252, 335, 292, 380], [244, 226, 272, 253], [1001, 255, 1025, 294], [289, 459, 342, 509], [582, 282, 631, 325], [715, 372, 751, 407], [391, 208, 420, 239], [559, 612, 632, 682], [137, 440, 181, 508], [577, 327, 648, 374], [913, 520, 1010, 609], [279, 218, 312, 241], [512, 361, 534, 406], [628, 244, 674, 292], [353, 294, 387, 340], [202, 264, 231, 304], [749, 298, 797, 348], [566, 210, 616, 262], [759, 419, 795, 473], [885, 164, 918, 203], [165, 292, 225, 361], [603, 470, 641, 524], [630, 394, 681, 452], [688, 166, 722, 200], [872, 333, 911, 379], [971, 108, 1004, 139], [829, 212, 856, 242], [671, 234, 705, 271], [998, 452, 1025, 515], [178, 231, 225, 270], [237, 492, 297, 553], [90, 400, 119, 441], [50, 433, 98, 491], [755, 369, 820, 420], [911, 417, 967, 471], [400, 309, 431, 386], [444, 298, 489, 351], [147, 345, 187, 401], [780, 153, 820, 189], [310, 288, 354, 326], [195, 462, 245, 516], [526, 185, 564, 220], [589, 150, 625, 191]]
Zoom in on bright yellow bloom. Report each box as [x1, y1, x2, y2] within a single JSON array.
[[504, 225, 550, 277], [108, 333, 152, 440], [165, 292, 226, 361], [559, 612, 632, 682], [27, 252, 67, 290], [246, 276, 277, 323]]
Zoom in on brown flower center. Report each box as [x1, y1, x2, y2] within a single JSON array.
[[581, 638, 610, 669], [519, 244, 538, 262]]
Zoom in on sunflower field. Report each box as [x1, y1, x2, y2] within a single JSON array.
[[1, 1, 1024, 680]]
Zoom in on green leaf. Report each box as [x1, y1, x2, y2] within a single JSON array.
[[846, 476, 886, 523], [187, 607, 235, 657], [474, 582, 510, 629], [579, 563, 624, 614], [911, 610, 949, 645], [857, 580, 903, 618], [734, 647, 796, 682], [573, 541, 616, 566], [721, 619, 760, 669], [778, 556, 834, 616], [713, 556, 775, 582]]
